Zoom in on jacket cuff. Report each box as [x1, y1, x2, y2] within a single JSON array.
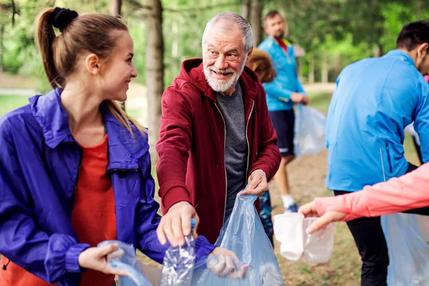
[[195, 235, 216, 265], [161, 187, 192, 213], [65, 243, 90, 273]]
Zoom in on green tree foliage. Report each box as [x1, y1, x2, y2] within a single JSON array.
[[263, 0, 429, 82], [1, 0, 429, 85]]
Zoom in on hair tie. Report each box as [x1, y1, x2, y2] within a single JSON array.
[[51, 7, 78, 32]]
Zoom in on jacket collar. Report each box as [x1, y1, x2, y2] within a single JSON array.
[[30, 88, 74, 148], [178, 58, 260, 101], [30, 88, 148, 170], [384, 49, 416, 67]]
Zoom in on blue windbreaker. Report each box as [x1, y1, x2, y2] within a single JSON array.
[[0, 89, 214, 285], [326, 50, 429, 192], [258, 36, 306, 111]]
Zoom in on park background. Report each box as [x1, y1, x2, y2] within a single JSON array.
[[0, 0, 428, 285]]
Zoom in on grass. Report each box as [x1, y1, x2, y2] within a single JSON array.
[[308, 91, 331, 114], [0, 95, 31, 117]]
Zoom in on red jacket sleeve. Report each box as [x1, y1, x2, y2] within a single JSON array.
[[156, 86, 194, 213]]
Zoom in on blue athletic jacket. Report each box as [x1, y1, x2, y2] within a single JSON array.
[[258, 36, 306, 111], [0, 89, 214, 285], [326, 50, 429, 192]]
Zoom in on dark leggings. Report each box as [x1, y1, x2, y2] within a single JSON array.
[[334, 163, 429, 286]]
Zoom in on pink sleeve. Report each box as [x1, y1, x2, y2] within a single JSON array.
[[314, 163, 429, 221]]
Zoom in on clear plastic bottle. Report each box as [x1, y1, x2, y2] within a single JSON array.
[[160, 219, 196, 286]]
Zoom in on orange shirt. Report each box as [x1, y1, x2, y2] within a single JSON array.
[[0, 136, 117, 286], [71, 135, 117, 286], [0, 255, 51, 286]]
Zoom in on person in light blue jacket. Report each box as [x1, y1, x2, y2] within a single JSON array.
[[258, 10, 308, 213], [327, 21, 429, 286]]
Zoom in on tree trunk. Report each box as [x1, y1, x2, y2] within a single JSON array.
[[241, 0, 251, 20], [145, 0, 164, 153], [250, 0, 263, 45], [110, 0, 125, 111], [308, 56, 315, 84], [0, 25, 4, 72], [110, 0, 122, 16], [321, 54, 328, 83]]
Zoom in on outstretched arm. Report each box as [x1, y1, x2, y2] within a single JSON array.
[[299, 163, 429, 233]]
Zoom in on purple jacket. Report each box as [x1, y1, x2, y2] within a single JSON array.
[[0, 89, 214, 285]]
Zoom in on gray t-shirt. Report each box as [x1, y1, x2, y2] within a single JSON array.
[[215, 84, 248, 222]]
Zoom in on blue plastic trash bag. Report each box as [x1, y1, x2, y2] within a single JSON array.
[[381, 213, 429, 286], [98, 240, 153, 286], [160, 220, 197, 286], [294, 105, 326, 156], [191, 195, 284, 285]]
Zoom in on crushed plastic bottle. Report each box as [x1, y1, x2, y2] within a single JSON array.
[[160, 219, 197, 286]]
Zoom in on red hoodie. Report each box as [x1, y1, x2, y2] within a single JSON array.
[[156, 58, 280, 243]]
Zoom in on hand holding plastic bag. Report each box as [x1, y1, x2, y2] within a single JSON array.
[[97, 240, 153, 286]]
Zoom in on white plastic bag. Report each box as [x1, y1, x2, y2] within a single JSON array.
[[381, 213, 429, 286], [294, 105, 326, 156], [273, 213, 335, 265]]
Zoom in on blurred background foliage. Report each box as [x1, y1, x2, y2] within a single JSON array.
[[1, 0, 428, 91]]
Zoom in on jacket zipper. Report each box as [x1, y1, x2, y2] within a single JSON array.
[[386, 143, 393, 173], [71, 145, 83, 199], [245, 101, 255, 178], [214, 102, 228, 224]]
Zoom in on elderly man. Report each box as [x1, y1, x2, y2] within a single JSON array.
[[156, 12, 280, 246], [258, 10, 308, 213]]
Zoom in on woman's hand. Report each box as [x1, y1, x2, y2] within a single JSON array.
[[299, 201, 346, 234], [78, 244, 128, 276]]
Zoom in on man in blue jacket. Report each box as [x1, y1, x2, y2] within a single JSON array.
[[327, 21, 429, 286], [258, 10, 308, 212]]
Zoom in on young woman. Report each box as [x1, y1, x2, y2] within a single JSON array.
[[0, 7, 235, 286]]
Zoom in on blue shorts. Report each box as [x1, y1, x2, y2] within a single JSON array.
[[269, 109, 295, 157]]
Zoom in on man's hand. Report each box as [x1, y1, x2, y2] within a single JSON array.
[[207, 247, 248, 279], [156, 201, 199, 247], [239, 169, 268, 196], [290, 92, 307, 104], [301, 95, 309, 105], [298, 201, 346, 234], [78, 244, 128, 276]]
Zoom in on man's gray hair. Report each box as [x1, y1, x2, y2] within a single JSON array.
[[202, 12, 254, 53]]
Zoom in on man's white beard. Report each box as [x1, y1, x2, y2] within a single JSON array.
[[203, 66, 240, 93]]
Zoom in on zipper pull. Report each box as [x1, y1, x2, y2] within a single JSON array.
[[2, 259, 10, 271]]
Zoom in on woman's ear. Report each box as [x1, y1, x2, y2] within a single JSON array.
[[85, 53, 101, 75]]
